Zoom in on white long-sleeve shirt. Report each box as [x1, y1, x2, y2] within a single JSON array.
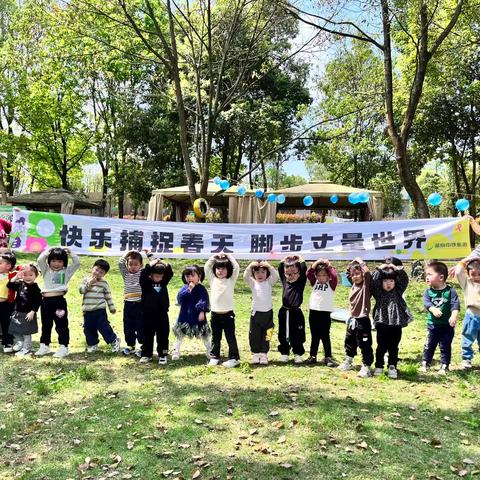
[[243, 265, 279, 313], [204, 254, 239, 312]]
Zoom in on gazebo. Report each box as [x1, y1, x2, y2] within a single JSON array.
[[7, 188, 101, 214], [147, 180, 384, 223]]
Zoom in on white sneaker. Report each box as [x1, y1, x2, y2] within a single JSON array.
[[437, 364, 449, 375], [337, 357, 354, 371], [87, 344, 99, 353], [373, 367, 384, 376], [357, 365, 372, 378], [294, 355, 303, 364], [252, 353, 260, 364], [53, 345, 69, 358], [15, 348, 31, 357], [171, 351, 180, 361], [158, 357, 167, 365], [35, 343, 51, 356], [139, 356, 152, 364], [259, 353, 268, 365], [387, 365, 398, 379], [223, 358, 240, 368], [12, 341, 23, 352], [279, 354, 289, 363], [419, 361, 429, 373], [462, 359, 472, 370], [134, 350, 142, 358], [111, 338, 121, 353], [3, 346, 13, 353], [208, 358, 220, 366]]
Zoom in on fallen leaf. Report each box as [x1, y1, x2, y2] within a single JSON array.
[[127, 441, 134, 450], [280, 463, 292, 469], [356, 441, 368, 450], [458, 470, 468, 477], [278, 435, 286, 444], [162, 470, 174, 477], [443, 416, 452, 422], [463, 459, 475, 465], [249, 428, 258, 436], [269, 411, 279, 417], [191, 470, 201, 479]]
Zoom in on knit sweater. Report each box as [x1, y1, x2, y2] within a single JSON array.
[[118, 253, 143, 302], [79, 278, 115, 313]]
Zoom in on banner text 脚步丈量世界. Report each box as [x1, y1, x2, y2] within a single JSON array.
[[9, 210, 471, 261]]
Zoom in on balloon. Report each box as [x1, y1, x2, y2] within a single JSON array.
[[348, 192, 360, 205], [277, 194, 286, 204], [267, 193, 277, 203], [427, 192, 442, 207], [455, 198, 470, 211], [358, 192, 370, 203], [303, 195, 314, 207], [237, 185, 247, 196], [213, 176, 221, 185], [255, 189, 264, 198], [330, 194, 339, 204], [220, 179, 230, 190]]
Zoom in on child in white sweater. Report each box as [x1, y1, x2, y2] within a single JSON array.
[[244, 261, 279, 365], [204, 253, 240, 368]]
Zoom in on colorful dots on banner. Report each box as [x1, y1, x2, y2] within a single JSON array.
[[427, 192, 442, 207], [303, 195, 314, 207], [455, 198, 470, 211]]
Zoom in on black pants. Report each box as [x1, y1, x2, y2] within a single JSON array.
[[83, 309, 117, 347], [344, 316, 373, 366], [278, 307, 305, 356], [309, 310, 332, 358], [142, 313, 169, 358], [0, 301, 13, 347], [249, 310, 274, 353], [423, 323, 454, 366], [375, 323, 402, 368], [40, 296, 69, 346], [210, 311, 239, 360], [123, 301, 144, 348]]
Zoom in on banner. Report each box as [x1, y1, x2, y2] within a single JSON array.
[[10, 209, 471, 260]]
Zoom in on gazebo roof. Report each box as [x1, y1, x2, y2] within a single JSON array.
[[8, 188, 101, 209]]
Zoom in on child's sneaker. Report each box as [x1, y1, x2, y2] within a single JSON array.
[[111, 338, 121, 353], [158, 356, 167, 365], [87, 344, 99, 353], [122, 346, 134, 356], [259, 353, 268, 365], [134, 350, 142, 358], [279, 354, 289, 363], [15, 348, 31, 357], [461, 359, 472, 370], [3, 345, 13, 353], [12, 341, 23, 352], [304, 356, 317, 365], [437, 364, 449, 375], [139, 356, 152, 364], [357, 365, 372, 378], [53, 345, 69, 358], [208, 358, 220, 366], [325, 357, 337, 367], [337, 356, 353, 371], [35, 343, 51, 356], [387, 365, 398, 379], [294, 355, 303, 364], [223, 359, 240, 368], [251, 353, 260, 364], [419, 361, 429, 373], [373, 367, 384, 376]]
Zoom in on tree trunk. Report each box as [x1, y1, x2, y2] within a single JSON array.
[[117, 192, 124, 218]]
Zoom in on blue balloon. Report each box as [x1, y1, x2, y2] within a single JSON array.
[[427, 192, 442, 207], [330, 194, 339, 204], [213, 176, 221, 185], [220, 179, 230, 190], [267, 193, 277, 203], [455, 198, 470, 211], [348, 192, 360, 205], [255, 189, 264, 198], [303, 195, 314, 207], [277, 194, 286, 204], [237, 185, 246, 196], [358, 192, 370, 203]]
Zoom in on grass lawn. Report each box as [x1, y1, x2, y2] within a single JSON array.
[[1, 254, 480, 480]]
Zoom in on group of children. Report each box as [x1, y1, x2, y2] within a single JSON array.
[[1, 240, 480, 378]]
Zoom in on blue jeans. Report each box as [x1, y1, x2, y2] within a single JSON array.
[[423, 323, 454, 366], [462, 309, 480, 360], [84, 309, 117, 347]]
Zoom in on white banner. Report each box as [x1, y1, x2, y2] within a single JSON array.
[[10, 209, 471, 260]]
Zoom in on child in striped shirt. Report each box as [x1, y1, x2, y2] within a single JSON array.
[[118, 250, 145, 356], [79, 259, 120, 353]]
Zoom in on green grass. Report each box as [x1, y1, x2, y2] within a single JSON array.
[[0, 254, 479, 479]]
